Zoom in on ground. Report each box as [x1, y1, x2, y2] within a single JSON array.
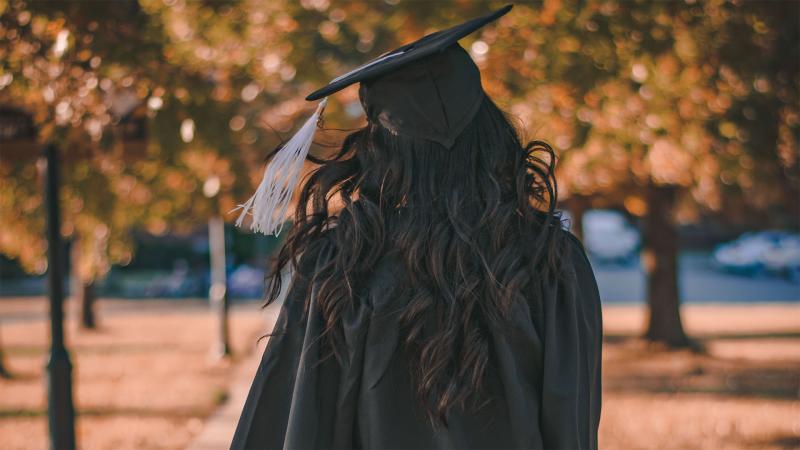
[[0, 298, 278, 450], [0, 298, 798, 450], [600, 304, 800, 449]]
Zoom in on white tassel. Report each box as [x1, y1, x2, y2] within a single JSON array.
[[235, 98, 327, 235]]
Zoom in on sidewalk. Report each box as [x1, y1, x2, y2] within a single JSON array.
[[186, 347, 264, 450], [187, 302, 280, 450]]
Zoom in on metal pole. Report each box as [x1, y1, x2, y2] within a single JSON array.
[[208, 216, 230, 359], [44, 143, 77, 450]]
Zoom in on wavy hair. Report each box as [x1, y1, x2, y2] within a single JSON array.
[[265, 95, 567, 427]]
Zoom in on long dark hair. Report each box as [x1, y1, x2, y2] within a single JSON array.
[[266, 95, 567, 426]]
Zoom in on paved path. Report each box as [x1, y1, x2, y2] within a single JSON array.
[[187, 301, 281, 450], [186, 347, 264, 450]]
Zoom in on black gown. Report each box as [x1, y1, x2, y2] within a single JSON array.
[[230, 229, 602, 450]]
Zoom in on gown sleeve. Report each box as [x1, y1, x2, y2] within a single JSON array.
[[539, 231, 603, 450]]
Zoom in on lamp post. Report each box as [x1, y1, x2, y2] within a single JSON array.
[[1, 106, 77, 449], [204, 176, 231, 359], [43, 143, 77, 450]]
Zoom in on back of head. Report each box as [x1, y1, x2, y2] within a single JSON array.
[[269, 93, 568, 426]]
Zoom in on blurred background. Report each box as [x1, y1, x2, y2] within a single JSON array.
[[0, 0, 798, 449]]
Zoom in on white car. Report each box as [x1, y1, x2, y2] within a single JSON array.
[[582, 209, 640, 265], [762, 234, 800, 283], [714, 231, 800, 281]]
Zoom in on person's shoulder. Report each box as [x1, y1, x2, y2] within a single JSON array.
[[544, 224, 594, 280], [560, 228, 590, 264], [555, 226, 601, 300], [528, 212, 588, 262]]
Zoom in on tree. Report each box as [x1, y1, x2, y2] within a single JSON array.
[[4, 0, 795, 347], [1, 0, 477, 303], [486, 0, 798, 346], [0, 0, 252, 326]]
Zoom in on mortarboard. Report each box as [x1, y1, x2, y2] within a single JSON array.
[[236, 4, 513, 235]]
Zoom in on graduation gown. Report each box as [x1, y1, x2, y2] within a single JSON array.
[[230, 230, 602, 450]]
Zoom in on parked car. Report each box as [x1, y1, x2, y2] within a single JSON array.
[[582, 209, 641, 265], [713, 231, 800, 281], [229, 264, 266, 298], [143, 260, 206, 298], [761, 233, 800, 283]]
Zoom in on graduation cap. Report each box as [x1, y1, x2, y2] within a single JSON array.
[[236, 4, 513, 235]]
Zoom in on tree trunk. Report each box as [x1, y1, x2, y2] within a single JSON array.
[[78, 280, 97, 329], [568, 195, 590, 242], [0, 328, 10, 378], [71, 237, 98, 329], [642, 184, 690, 347]]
